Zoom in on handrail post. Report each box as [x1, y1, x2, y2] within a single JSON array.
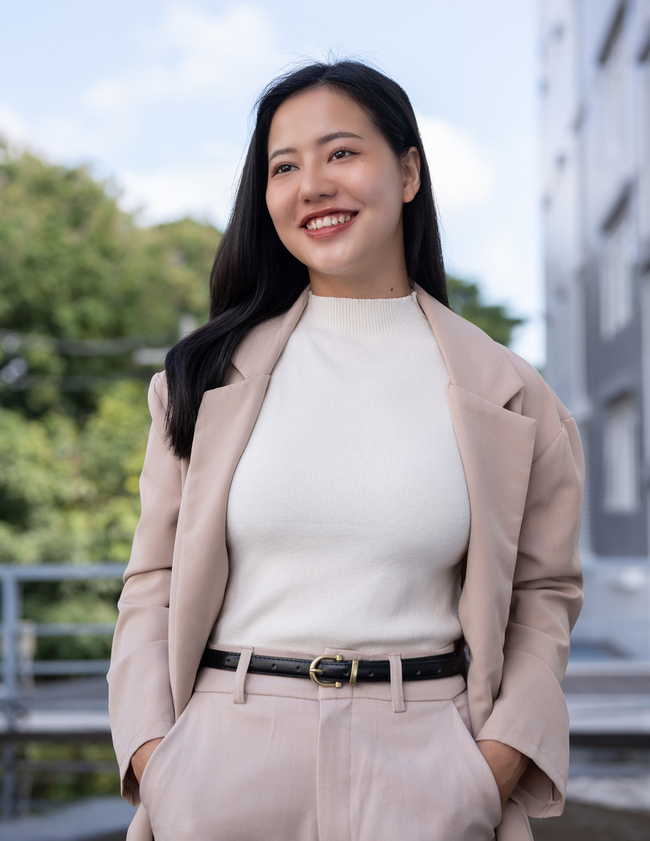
[[1, 570, 20, 820], [2, 570, 21, 728]]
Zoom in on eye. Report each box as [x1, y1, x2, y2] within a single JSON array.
[[271, 162, 296, 177], [330, 147, 357, 161]]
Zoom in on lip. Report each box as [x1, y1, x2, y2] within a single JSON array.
[[299, 208, 358, 228], [300, 209, 358, 239]]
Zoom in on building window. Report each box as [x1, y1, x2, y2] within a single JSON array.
[[599, 209, 634, 339], [599, 8, 628, 166], [643, 50, 650, 219], [603, 396, 638, 513]]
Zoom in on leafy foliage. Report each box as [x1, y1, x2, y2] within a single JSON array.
[[17, 741, 119, 805], [0, 141, 217, 417], [447, 274, 524, 346], [0, 381, 152, 659], [0, 146, 220, 658], [0, 381, 149, 568]]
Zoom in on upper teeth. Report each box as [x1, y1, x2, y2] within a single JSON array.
[[306, 214, 353, 230]]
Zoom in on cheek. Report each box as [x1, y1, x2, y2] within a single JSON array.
[[266, 192, 301, 254], [347, 163, 404, 219], [266, 188, 294, 230], [265, 187, 279, 224]]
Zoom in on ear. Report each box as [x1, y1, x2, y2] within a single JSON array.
[[401, 146, 421, 204]]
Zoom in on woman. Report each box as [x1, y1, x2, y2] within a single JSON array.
[[107, 61, 584, 841]]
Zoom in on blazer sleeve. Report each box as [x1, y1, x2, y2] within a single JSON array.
[[107, 371, 181, 807], [475, 373, 585, 818]]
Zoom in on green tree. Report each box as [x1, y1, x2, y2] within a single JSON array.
[[0, 380, 151, 659], [446, 274, 524, 347], [0, 379, 151, 564], [0, 144, 223, 658], [0, 140, 219, 417]]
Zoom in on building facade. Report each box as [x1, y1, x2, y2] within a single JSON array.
[[540, 0, 650, 657]]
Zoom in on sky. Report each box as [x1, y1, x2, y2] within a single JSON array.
[[0, 0, 545, 365]]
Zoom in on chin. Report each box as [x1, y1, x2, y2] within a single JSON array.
[[307, 261, 357, 277], [297, 248, 364, 278]]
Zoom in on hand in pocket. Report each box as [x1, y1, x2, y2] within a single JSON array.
[[131, 737, 164, 785], [475, 739, 529, 806]]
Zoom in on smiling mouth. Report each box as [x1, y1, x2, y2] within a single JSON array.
[[303, 212, 357, 231]]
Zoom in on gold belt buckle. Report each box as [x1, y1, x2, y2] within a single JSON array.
[[309, 654, 360, 688]]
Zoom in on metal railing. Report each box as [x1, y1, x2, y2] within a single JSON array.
[[0, 564, 127, 821], [0, 563, 126, 726]]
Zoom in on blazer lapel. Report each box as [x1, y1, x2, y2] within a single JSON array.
[[415, 285, 537, 731], [168, 288, 310, 716]]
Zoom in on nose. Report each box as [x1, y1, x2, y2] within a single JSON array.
[[298, 159, 336, 203]]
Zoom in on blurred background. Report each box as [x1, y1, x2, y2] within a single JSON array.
[[0, 1, 648, 839]]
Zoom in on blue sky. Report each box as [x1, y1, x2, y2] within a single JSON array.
[[0, 0, 544, 364]]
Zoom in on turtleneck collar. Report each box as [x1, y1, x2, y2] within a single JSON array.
[[302, 289, 429, 333]]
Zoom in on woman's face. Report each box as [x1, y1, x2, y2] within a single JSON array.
[[265, 87, 420, 292]]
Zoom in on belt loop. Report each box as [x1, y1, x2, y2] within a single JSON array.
[[233, 647, 254, 704], [387, 653, 405, 713]]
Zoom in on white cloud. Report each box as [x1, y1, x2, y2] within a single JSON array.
[[481, 228, 544, 366], [0, 3, 276, 212], [0, 105, 29, 153], [482, 229, 540, 311], [0, 103, 139, 166], [416, 113, 495, 215], [118, 148, 243, 229], [84, 3, 277, 116], [2, 5, 277, 166]]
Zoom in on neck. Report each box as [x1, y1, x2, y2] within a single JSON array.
[[308, 274, 412, 299], [307, 230, 411, 299]]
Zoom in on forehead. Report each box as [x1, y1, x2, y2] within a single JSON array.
[[267, 87, 378, 150]]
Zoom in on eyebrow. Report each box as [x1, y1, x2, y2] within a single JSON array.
[[268, 131, 363, 163]]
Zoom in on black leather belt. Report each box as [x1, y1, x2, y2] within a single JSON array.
[[200, 647, 464, 688]]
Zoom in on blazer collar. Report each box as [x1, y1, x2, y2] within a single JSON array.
[[412, 283, 524, 407], [231, 287, 311, 381], [230, 282, 524, 408]]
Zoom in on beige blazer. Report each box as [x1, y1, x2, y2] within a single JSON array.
[[107, 284, 584, 841]]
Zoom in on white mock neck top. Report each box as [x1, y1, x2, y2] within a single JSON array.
[[210, 290, 470, 654]]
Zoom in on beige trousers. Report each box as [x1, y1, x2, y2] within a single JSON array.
[[137, 645, 503, 841]]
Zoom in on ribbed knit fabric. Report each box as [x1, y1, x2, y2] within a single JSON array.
[[210, 291, 470, 654]]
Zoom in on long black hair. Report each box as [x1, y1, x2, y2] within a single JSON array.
[[165, 60, 449, 459]]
